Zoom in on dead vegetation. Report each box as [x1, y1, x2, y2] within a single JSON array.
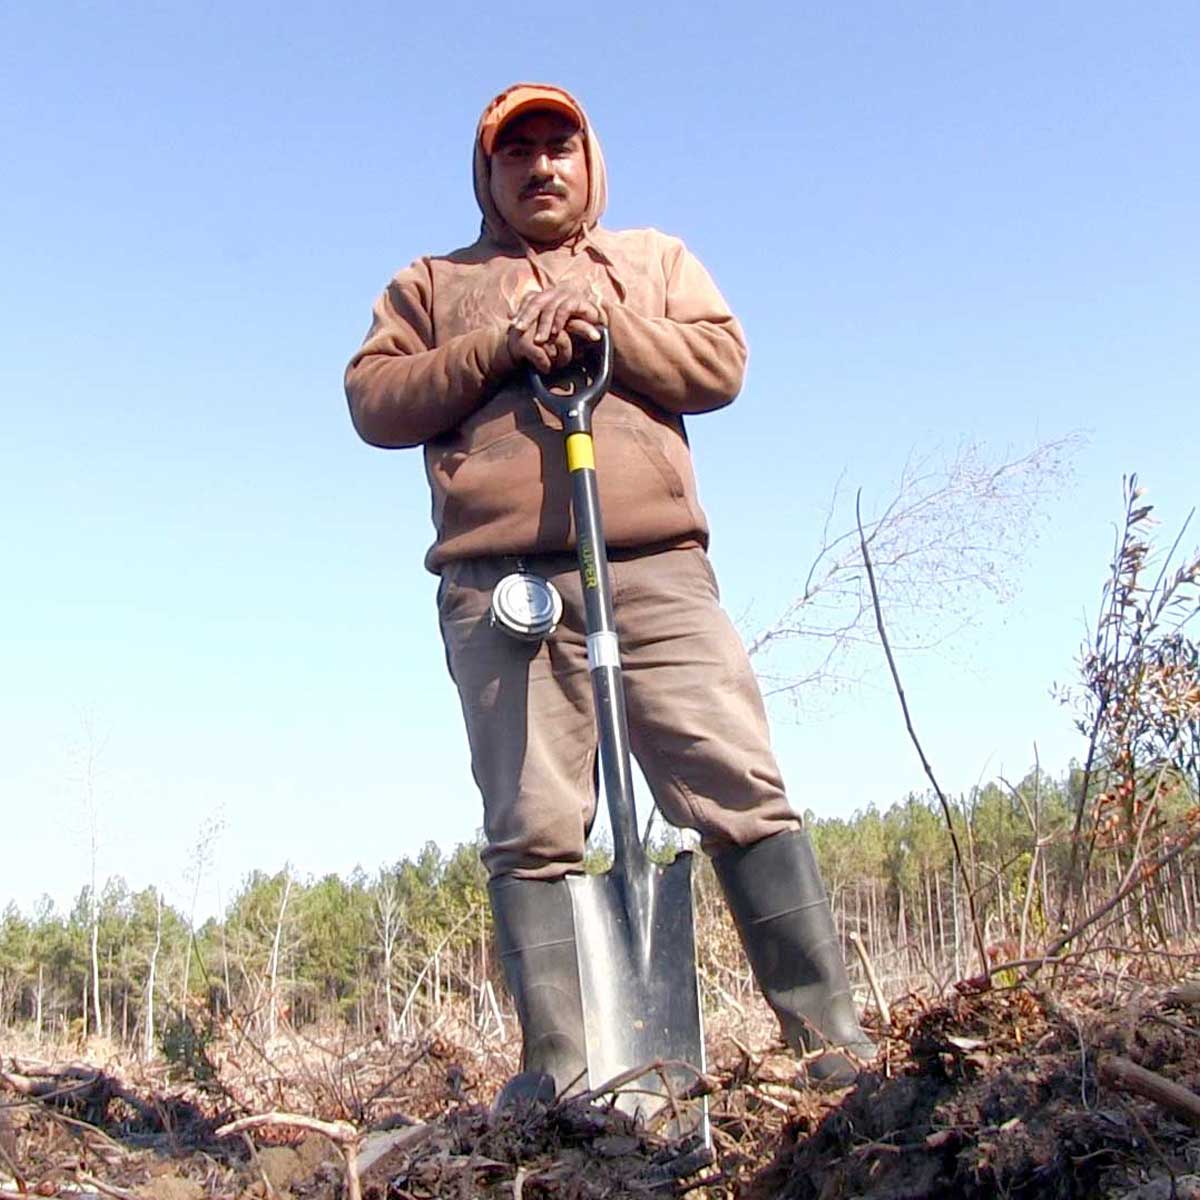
[[8, 965, 1200, 1198]]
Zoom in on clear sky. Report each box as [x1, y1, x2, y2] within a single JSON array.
[[2, 2, 1196, 922]]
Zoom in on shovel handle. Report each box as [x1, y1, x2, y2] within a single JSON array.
[[528, 329, 612, 434], [530, 330, 646, 876]]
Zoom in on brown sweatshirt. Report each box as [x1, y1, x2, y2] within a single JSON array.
[[345, 89, 747, 573]]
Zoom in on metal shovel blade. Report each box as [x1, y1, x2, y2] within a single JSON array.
[[568, 851, 707, 1139]]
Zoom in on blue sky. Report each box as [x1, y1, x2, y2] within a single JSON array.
[[2, 2, 1196, 921]]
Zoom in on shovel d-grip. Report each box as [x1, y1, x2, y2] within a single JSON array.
[[529, 331, 707, 1139]]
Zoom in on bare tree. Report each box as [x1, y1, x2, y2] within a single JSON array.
[[179, 811, 226, 1009], [70, 715, 108, 1040], [746, 435, 1082, 705], [371, 869, 403, 1044], [266, 868, 293, 1041], [144, 888, 162, 1059]]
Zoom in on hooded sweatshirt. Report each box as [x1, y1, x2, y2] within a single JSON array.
[[345, 86, 748, 573]]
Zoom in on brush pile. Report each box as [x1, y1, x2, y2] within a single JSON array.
[[6, 972, 1200, 1198]]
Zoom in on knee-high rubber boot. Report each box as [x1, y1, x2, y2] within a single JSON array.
[[713, 829, 876, 1086], [488, 875, 588, 1109]]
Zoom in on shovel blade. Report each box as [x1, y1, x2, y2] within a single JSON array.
[[568, 852, 707, 1139]]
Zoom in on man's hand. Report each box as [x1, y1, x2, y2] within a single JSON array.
[[505, 282, 605, 374]]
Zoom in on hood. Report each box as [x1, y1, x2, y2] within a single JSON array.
[[472, 83, 608, 248]]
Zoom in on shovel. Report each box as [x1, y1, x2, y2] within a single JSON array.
[[530, 331, 707, 1139]]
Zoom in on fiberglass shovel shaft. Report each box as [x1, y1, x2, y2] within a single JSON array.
[[566, 443, 645, 878], [529, 332, 707, 1140]]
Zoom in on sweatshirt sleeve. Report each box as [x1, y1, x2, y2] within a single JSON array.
[[344, 259, 514, 448], [605, 235, 747, 415]]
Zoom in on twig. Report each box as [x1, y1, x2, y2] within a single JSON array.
[[0, 1090, 128, 1154], [675, 1168, 728, 1196], [1124, 1101, 1178, 1191], [0, 1131, 24, 1193], [1035, 826, 1200, 972], [366, 1042, 432, 1106], [849, 931, 891, 1026], [1147, 1012, 1200, 1041], [1099, 1055, 1200, 1127], [218, 1111, 363, 1200], [242, 1130, 279, 1199], [856, 489, 990, 978], [744, 1085, 790, 1113], [76, 1173, 140, 1200], [573, 1058, 707, 1107]]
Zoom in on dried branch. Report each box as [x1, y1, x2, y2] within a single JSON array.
[[1099, 1055, 1200, 1127], [1039, 824, 1200, 969], [76, 1171, 141, 1200], [217, 1111, 363, 1200], [1057, 476, 1200, 936], [857, 489, 990, 980], [849, 931, 891, 1026], [749, 436, 1080, 709]]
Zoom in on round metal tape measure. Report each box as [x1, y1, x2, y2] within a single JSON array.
[[489, 572, 563, 641]]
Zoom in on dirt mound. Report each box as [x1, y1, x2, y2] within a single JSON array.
[[746, 985, 1200, 1200]]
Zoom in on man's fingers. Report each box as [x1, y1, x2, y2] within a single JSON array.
[[533, 297, 564, 344], [548, 329, 573, 363], [511, 289, 547, 333], [564, 317, 602, 342], [547, 296, 596, 340], [521, 342, 553, 373], [507, 325, 554, 373], [510, 287, 603, 349], [519, 287, 595, 341]]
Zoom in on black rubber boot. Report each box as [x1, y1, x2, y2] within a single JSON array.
[[713, 829, 876, 1087], [488, 876, 588, 1111]]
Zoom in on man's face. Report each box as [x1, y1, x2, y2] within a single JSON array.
[[488, 111, 588, 246]]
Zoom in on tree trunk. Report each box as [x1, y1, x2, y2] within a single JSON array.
[[1040, 856, 1052, 940], [267, 873, 294, 1040], [106, 944, 114, 1038], [90, 906, 103, 1038], [951, 865, 962, 980], [873, 878, 883, 960], [1019, 842, 1040, 959], [935, 871, 945, 969], [217, 879, 232, 1021], [924, 870, 936, 967], [145, 891, 162, 1059]]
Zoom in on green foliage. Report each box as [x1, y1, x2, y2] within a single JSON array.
[[161, 1012, 217, 1084]]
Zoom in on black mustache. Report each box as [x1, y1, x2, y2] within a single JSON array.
[[520, 182, 567, 200]]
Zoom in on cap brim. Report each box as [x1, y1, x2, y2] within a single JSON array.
[[481, 88, 584, 154]]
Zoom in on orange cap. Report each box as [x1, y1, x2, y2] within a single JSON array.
[[479, 83, 585, 155]]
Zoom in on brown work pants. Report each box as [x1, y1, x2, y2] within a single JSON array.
[[437, 545, 799, 878]]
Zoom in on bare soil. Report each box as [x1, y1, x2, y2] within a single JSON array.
[[6, 976, 1200, 1198]]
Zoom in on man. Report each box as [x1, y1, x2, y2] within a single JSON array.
[[345, 83, 874, 1103]]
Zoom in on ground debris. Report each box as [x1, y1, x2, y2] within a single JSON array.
[[372, 1097, 715, 1198], [7, 975, 1200, 1198]]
